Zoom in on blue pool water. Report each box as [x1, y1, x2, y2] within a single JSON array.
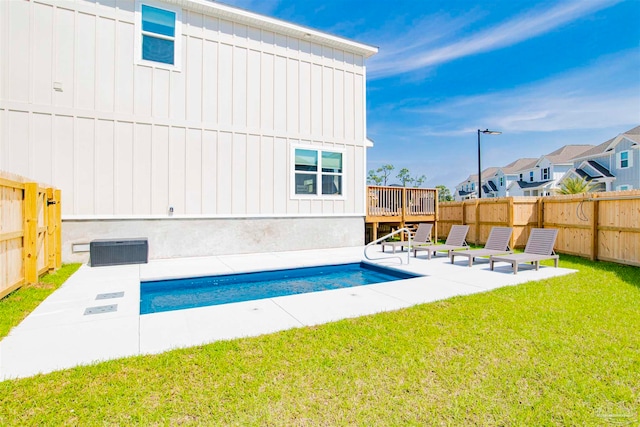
[[140, 262, 420, 314]]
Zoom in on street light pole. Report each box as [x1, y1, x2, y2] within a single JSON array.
[[477, 129, 502, 199]]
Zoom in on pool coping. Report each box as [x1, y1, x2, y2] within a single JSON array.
[[0, 246, 576, 381]]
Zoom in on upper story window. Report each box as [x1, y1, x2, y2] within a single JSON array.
[[542, 167, 550, 180], [618, 151, 632, 169], [519, 173, 523, 181], [499, 176, 504, 187], [136, 2, 182, 69], [293, 148, 343, 197], [529, 171, 534, 182]]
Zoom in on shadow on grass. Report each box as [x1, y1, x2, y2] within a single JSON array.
[[558, 254, 640, 290]]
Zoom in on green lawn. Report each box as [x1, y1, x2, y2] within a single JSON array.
[[1, 256, 638, 426], [0, 264, 81, 339]]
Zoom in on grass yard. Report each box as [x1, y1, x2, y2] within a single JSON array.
[[0, 256, 638, 425], [0, 264, 81, 339]]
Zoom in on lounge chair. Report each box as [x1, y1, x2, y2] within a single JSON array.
[[450, 226, 513, 267], [413, 224, 469, 259], [381, 223, 433, 253], [489, 228, 559, 274]]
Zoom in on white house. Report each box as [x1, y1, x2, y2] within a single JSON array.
[[487, 158, 537, 198], [454, 173, 478, 200], [0, 0, 378, 262], [507, 145, 593, 197], [559, 126, 640, 192]]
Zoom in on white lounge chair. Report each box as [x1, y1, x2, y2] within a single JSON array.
[[490, 228, 559, 274], [381, 223, 433, 253], [451, 226, 513, 267], [413, 225, 469, 259]]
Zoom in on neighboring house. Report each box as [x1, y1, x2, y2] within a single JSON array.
[[559, 126, 640, 192], [507, 145, 593, 197], [0, 0, 378, 262], [454, 174, 477, 200], [489, 158, 537, 198], [453, 167, 497, 200]]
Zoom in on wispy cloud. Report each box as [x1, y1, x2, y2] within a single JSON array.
[[399, 50, 640, 134], [369, 0, 621, 79]]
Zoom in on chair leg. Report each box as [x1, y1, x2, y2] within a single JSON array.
[[490, 259, 494, 270], [513, 262, 518, 274], [535, 261, 539, 271], [554, 258, 558, 268], [468, 257, 473, 267]]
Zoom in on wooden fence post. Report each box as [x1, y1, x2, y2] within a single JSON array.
[[24, 182, 38, 284], [475, 200, 481, 245], [591, 196, 599, 261], [537, 197, 543, 228], [54, 189, 62, 268], [508, 197, 515, 250]]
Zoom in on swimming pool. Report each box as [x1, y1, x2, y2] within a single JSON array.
[[140, 262, 420, 314]]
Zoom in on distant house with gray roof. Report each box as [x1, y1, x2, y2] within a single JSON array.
[[454, 167, 498, 200], [559, 126, 640, 192], [485, 158, 538, 198], [453, 127, 640, 200], [507, 144, 594, 196]]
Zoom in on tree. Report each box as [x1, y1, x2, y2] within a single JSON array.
[[557, 176, 595, 195], [377, 164, 394, 186], [412, 174, 427, 188], [436, 185, 453, 201], [367, 169, 383, 185], [367, 164, 395, 185], [396, 168, 413, 187]]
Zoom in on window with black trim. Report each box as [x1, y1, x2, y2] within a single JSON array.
[[529, 171, 534, 182], [542, 167, 549, 180], [294, 148, 343, 196]]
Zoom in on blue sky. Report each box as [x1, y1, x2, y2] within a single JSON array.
[[225, 0, 640, 191]]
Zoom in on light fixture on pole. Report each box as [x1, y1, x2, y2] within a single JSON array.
[[477, 129, 501, 199]]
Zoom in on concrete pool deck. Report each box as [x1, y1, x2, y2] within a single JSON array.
[[0, 246, 576, 381]]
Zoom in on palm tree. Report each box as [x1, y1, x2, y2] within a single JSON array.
[[557, 176, 595, 195]]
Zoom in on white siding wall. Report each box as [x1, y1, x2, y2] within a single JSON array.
[[0, 0, 369, 218]]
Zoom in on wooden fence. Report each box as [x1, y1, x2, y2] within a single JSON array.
[[438, 191, 640, 267], [0, 171, 61, 299]]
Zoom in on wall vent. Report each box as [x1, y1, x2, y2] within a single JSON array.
[[90, 238, 148, 267]]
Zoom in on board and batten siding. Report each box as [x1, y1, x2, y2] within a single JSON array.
[[0, 0, 369, 219]]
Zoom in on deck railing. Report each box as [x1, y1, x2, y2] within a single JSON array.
[[367, 186, 437, 218]]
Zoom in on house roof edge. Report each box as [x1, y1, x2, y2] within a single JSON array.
[[167, 0, 379, 57]]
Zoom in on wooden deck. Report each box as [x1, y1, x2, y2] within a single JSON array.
[[365, 186, 438, 242]]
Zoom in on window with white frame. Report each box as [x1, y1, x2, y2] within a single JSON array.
[[294, 148, 343, 196], [618, 150, 632, 169], [137, 2, 181, 68], [542, 167, 550, 180], [529, 171, 534, 182], [617, 184, 632, 191]]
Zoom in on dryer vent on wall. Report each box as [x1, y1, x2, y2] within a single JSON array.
[[90, 238, 148, 267]]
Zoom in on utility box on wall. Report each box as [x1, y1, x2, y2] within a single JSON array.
[[89, 238, 148, 267]]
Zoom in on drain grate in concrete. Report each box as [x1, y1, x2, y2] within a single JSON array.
[[84, 304, 118, 315], [96, 291, 125, 300]]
